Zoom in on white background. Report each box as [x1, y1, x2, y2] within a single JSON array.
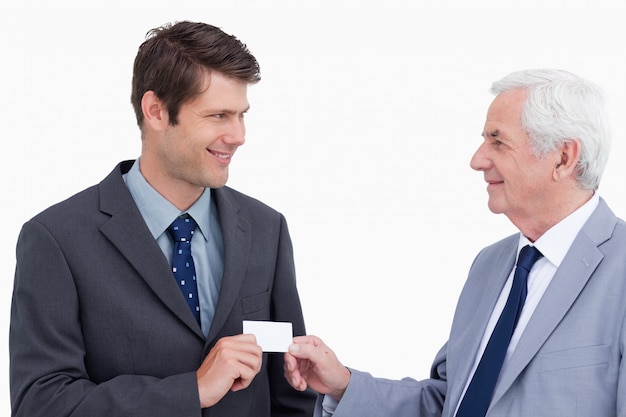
[[2, 1, 626, 414]]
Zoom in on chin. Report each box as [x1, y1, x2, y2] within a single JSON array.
[[201, 170, 229, 189], [207, 177, 229, 189], [487, 200, 505, 215]]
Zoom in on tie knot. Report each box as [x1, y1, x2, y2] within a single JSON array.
[[517, 245, 543, 272], [168, 214, 197, 243]]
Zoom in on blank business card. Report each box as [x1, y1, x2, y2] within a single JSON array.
[[243, 320, 293, 352]]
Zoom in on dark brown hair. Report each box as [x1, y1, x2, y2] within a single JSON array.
[[130, 21, 261, 128]]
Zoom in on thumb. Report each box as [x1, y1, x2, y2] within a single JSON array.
[[288, 342, 313, 360]]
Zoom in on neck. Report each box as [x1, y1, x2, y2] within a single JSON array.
[[138, 157, 203, 211], [513, 189, 594, 242]]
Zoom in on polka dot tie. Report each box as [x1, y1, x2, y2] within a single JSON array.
[[167, 214, 201, 325]]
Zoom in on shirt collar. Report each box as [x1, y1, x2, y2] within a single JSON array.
[[124, 159, 211, 241], [518, 193, 599, 267]]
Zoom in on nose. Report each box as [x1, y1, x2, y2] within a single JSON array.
[[470, 140, 491, 172], [224, 117, 246, 146]]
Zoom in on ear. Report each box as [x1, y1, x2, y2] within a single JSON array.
[[552, 139, 581, 181], [141, 90, 169, 131]]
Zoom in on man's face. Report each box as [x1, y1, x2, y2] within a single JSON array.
[[155, 71, 249, 192], [470, 88, 559, 225]]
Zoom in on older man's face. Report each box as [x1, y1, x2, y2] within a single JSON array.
[[470, 88, 560, 227]]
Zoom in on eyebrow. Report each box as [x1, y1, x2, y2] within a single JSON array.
[[482, 129, 500, 138], [205, 105, 250, 116], [218, 107, 250, 114]]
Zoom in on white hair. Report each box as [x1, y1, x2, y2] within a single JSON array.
[[491, 69, 612, 190]]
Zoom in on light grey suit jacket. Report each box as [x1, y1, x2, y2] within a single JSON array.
[[323, 197, 625, 416], [10, 161, 316, 417]]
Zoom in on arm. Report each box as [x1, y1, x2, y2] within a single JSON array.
[[285, 337, 448, 417]]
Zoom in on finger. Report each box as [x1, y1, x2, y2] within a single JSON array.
[[290, 376, 308, 392], [288, 339, 327, 361], [228, 333, 258, 345], [231, 361, 261, 392], [283, 351, 297, 371], [292, 334, 323, 346], [283, 353, 306, 390], [208, 334, 260, 359], [283, 367, 307, 392]]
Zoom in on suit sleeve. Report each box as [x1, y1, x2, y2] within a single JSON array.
[[267, 214, 317, 416], [327, 344, 447, 417], [10, 219, 202, 417]]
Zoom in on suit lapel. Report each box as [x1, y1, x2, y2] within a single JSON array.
[[490, 198, 615, 406], [447, 240, 518, 413], [206, 187, 251, 344], [97, 161, 204, 338]]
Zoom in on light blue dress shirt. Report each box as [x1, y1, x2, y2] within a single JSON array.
[[123, 159, 224, 336]]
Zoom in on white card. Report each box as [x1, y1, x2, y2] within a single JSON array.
[[243, 320, 293, 352]]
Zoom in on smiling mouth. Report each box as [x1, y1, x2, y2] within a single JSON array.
[[486, 181, 503, 192], [208, 150, 231, 160]]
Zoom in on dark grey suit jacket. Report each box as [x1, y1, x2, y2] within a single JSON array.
[[10, 160, 316, 417]]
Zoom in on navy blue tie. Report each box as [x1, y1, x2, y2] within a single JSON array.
[[456, 245, 543, 417], [167, 214, 201, 325]]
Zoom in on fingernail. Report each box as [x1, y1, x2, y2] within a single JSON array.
[[288, 344, 300, 353]]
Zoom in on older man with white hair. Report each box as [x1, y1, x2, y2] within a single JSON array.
[[284, 68, 625, 417]]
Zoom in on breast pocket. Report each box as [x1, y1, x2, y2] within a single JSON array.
[[540, 344, 609, 373], [241, 290, 271, 319]]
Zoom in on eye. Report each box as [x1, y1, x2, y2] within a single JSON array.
[[485, 130, 504, 147], [211, 113, 225, 119]]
